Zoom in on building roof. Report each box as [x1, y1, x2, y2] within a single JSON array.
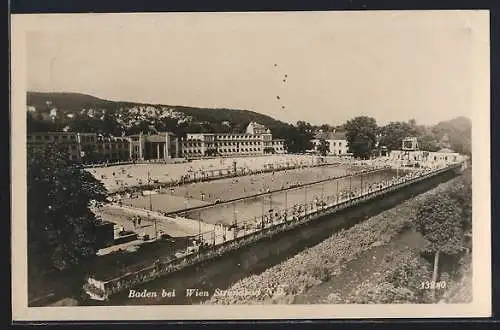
[[314, 131, 347, 140]]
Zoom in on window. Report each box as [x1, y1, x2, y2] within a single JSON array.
[[44, 136, 50, 141], [62, 135, 68, 140], [35, 136, 42, 141]]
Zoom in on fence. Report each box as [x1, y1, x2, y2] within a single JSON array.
[[84, 163, 461, 300]]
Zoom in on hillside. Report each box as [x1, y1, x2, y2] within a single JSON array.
[[26, 91, 290, 137]]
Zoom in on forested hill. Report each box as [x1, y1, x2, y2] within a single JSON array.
[[26, 91, 290, 138]]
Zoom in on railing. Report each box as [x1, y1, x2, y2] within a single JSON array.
[[84, 163, 461, 300], [172, 165, 392, 216]]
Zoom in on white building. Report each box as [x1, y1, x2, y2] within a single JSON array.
[[246, 121, 269, 135], [388, 148, 466, 168], [311, 130, 349, 155], [180, 123, 285, 159]]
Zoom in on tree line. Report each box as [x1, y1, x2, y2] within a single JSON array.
[[343, 116, 471, 158]]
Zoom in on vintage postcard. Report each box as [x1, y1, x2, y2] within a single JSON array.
[[11, 11, 491, 321]]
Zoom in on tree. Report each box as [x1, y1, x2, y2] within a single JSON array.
[[379, 121, 417, 151], [417, 133, 440, 152], [344, 116, 378, 159], [446, 170, 472, 252], [28, 142, 107, 273], [282, 123, 314, 153], [317, 138, 330, 156], [413, 194, 466, 300], [432, 117, 472, 155]]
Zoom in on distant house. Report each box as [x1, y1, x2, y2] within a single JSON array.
[[246, 121, 269, 135], [311, 130, 349, 155], [388, 141, 465, 167]]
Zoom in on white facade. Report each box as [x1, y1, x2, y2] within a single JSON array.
[[388, 149, 466, 168], [327, 139, 349, 155], [181, 123, 285, 158], [311, 131, 349, 155], [246, 121, 269, 135]]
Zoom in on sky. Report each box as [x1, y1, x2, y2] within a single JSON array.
[[26, 11, 489, 126]]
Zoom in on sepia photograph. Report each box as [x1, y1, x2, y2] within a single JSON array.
[[11, 10, 491, 320]]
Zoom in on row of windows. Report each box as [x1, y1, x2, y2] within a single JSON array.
[[183, 141, 264, 148], [184, 142, 203, 148], [216, 135, 262, 140], [92, 144, 129, 150], [28, 134, 131, 145], [80, 136, 96, 143], [395, 155, 457, 161], [183, 148, 264, 154], [29, 134, 77, 141]]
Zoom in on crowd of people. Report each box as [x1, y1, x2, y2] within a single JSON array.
[[88, 154, 341, 193]]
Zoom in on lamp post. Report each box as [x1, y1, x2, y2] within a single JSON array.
[[304, 185, 307, 216], [148, 171, 153, 211], [233, 203, 237, 228], [360, 172, 364, 196], [147, 171, 157, 238], [198, 211, 201, 240], [284, 190, 288, 220], [321, 182, 325, 209], [153, 213, 158, 238], [336, 179, 339, 204], [270, 192, 273, 213], [321, 165, 325, 204], [349, 174, 352, 199]]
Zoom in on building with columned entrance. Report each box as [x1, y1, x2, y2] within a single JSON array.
[[128, 132, 179, 161]]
